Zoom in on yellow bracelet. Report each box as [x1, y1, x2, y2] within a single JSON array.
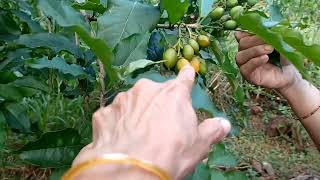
[[62, 153, 171, 180]]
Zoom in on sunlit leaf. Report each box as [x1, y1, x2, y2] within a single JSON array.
[[208, 143, 237, 167], [160, 0, 189, 24], [97, 0, 160, 48]]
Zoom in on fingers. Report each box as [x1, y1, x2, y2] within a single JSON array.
[[240, 55, 269, 76], [238, 35, 266, 50], [236, 45, 274, 65], [198, 118, 231, 152], [235, 31, 252, 42], [175, 65, 195, 94]]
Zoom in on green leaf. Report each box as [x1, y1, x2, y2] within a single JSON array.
[[122, 59, 162, 76], [4, 103, 31, 133], [26, 57, 87, 78], [188, 163, 211, 180], [210, 169, 226, 180], [0, 112, 7, 152], [224, 171, 248, 180], [38, 0, 118, 83], [113, 33, 150, 66], [16, 33, 83, 58], [237, 12, 307, 78], [160, 0, 189, 24], [38, 0, 89, 31], [198, 0, 216, 18], [208, 144, 237, 168], [272, 25, 320, 67], [12, 10, 44, 33], [0, 10, 21, 41], [0, 77, 46, 101], [72, 1, 107, 14], [19, 128, 83, 168], [97, 0, 160, 48]]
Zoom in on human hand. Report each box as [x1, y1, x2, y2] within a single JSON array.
[[72, 66, 231, 180], [235, 31, 302, 91]]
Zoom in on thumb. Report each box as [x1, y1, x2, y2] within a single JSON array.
[[198, 118, 231, 148]]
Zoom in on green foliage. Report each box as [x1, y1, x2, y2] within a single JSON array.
[[0, 0, 319, 178], [19, 128, 83, 167]]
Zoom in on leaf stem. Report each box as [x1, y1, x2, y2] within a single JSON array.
[[156, 23, 201, 29]]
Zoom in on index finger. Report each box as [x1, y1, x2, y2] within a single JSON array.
[[175, 65, 195, 94], [235, 31, 252, 42]]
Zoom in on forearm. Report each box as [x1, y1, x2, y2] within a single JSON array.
[[279, 79, 320, 149]]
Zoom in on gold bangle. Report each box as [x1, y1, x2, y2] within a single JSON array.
[[62, 153, 171, 180]]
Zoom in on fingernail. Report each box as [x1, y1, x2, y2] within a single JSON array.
[[220, 119, 231, 134], [264, 45, 274, 51]]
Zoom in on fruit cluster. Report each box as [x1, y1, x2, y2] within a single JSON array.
[[210, 0, 259, 30], [163, 35, 210, 76]]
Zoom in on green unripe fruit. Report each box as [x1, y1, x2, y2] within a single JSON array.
[[230, 6, 244, 20], [183, 45, 195, 60], [247, 0, 259, 6], [188, 39, 200, 54], [163, 48, 178, 69], [226, 0, 238, 8], [199, 60, 207, 76], [224, 20, 238, 30], [210, 7, 225, 20], [197, 35, 210, 48]]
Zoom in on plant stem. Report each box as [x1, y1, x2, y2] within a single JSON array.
[[98, 60, 106, 107]]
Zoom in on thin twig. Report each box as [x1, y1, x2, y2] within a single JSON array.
[[157, 23, 201, 29], [98, 60, 106, 107]]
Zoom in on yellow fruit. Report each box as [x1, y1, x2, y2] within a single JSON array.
[[176, 58, 190, 71], [190, 57, 201, 72], [197, 35, 210, 48], [163, 48, 178, 69]]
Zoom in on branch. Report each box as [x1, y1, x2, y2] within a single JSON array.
[[156, 23, 201, 29]]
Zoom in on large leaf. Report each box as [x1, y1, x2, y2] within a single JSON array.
[[4, 103, 31, 133], [97, 0, 160, 48], [16, 33, 83, 58], [38, 0, 118, 83], [127, 70, 220, 117], [19, 129, 83, 167], [72, 1, 107, 14], [113, 33, 150, 66], [208, 143, 237, 168], [121, 59, 162, 76], [0, 10, 21, 41], [237, 12, 308, 78], [160, 0, 189, 24], [187, 163, 211, 180], [198, 0, 216, 18], [210, 170, 248, 180], [0, 77, 47, 101], [12, 10, 44, 33], [26, 57, 87, 78]]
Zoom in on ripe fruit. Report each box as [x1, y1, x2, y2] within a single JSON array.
[[183, 45, 195, 60], [230, 6, 244, 20], [224, 20, 238, 30], [226, 0, 238, 8], [247, 0, 259, 6], [190, 57, 200, 72], [199, 59, 207, 76], [197, 35, 210, 48], [188, 39, 200, 54], [163, 48, 178, 69], [210, 7, 225, 20], [176, 58, 190, 71]]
